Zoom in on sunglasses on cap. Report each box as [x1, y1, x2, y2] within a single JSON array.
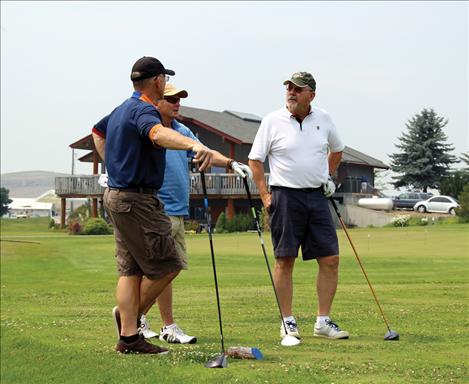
[[164, 96, 180, 104]]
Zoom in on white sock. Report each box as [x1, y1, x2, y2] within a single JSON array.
[[316, 315, 330, 326], [283, 316, 296, 324], [164, 323, 176, 330]]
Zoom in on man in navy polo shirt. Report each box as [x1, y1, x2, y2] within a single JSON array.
[[92, 56, 213, 354], [137, 83, 252, 344], [249, 72, 348, 345]]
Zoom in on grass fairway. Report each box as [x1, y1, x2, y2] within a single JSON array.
[[1, 218, 468, 383]]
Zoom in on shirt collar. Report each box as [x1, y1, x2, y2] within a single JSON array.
[[285, 105, 313, 120], [132, 91, 157, 107]]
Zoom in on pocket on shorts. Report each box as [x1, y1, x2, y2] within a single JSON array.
[[142, 226, 176, 262], [107, 199, 132, 214]]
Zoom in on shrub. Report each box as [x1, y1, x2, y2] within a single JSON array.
[[83, 218, 113, 235], [48, 218, 57, 229], [259, 207, 270, 232], [184, 220, 199, 232], [219, 212, 255, 233], [408, 217, 428, 226], [391, 215, 410, 227], [68, 220, 83, 235], [215, 212, 227, 233], [456, 184, 469, 220]]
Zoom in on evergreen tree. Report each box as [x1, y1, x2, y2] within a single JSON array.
[[389, 108, 456, 192], [1, 187, 13, 216], [460, 152, 469, 171]]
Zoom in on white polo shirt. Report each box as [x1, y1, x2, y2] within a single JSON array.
[[249, 106, 344, 189]]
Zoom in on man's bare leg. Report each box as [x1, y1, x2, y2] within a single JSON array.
[[316, 255, 339, 315], [156, 283, 174, 326], [273, 257, 296, 317], [116, 275, 142, 336], [139, 271, 180, 316]]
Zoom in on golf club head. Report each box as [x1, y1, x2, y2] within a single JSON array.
[[205, 354, 228, 368], [280, 335, 301, 347], [384, 330, 399, 341]]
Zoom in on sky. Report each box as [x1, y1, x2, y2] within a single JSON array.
[[1, 1, 468, 177]]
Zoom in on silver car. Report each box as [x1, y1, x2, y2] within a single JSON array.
[[413, 195, 459, 215]]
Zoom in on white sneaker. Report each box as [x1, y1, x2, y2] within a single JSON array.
[[280, 319, 301, 339], [314, 319, 349, 339], [139, 314, 158, 339], [159, 324, 197, 344]]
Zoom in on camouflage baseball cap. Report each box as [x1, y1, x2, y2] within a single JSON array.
[[283, 72, 316, 91]]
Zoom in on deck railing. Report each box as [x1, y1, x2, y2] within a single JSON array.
[[55, 173, 268, 197]]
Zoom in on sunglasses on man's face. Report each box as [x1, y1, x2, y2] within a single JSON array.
[[164, 96, 180, 104]]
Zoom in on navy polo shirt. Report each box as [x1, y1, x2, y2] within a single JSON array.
[[92, 91, 166, 189]]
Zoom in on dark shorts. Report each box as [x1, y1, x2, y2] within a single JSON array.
[[103, 188, 183, 280], [269, 186, 339, 260]]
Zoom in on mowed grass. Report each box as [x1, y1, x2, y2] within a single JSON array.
[[1, 218, 468, 383]]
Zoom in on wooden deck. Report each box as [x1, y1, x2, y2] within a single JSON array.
[[55, 173, 266, 197]]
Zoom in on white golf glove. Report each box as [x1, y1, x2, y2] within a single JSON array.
[[98, 173, 109, 188], [323, 176, 336, 198], [231, 161, 253, 179]]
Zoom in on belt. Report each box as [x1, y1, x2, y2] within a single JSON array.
[[271, 186, 323, 193], [109, 187, 157, 195]]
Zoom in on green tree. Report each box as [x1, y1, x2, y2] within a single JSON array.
[[459, 152, 469, 171], [0, 187, 13, 216], [440, 170, 469, 198], [455, 184, 469, 223], [389, 108, 456, 192]]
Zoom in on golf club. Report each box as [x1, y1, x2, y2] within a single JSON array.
[[243, 177, 300, 347], [200, 171, 228, 368], [329, 197, 399, 341]]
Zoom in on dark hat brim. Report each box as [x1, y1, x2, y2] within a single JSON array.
[[165, 69, 175, 76], [283, 79, 309, 87]]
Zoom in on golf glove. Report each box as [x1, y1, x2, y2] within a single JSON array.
[[98, 174, 108, 188], [231, 161, 253, 179], [323, 176, 336, 198]]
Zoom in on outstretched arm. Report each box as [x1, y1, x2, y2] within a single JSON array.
[[151, 125, 213, 171]]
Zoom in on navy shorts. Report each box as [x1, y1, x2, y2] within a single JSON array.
[[269, 186, 339, 260]]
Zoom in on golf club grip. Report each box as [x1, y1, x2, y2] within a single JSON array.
[[329, 197, 341, 218]]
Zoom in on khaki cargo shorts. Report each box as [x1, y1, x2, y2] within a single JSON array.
[[169, 216, 188, 269], [104, 188, 183, 280]]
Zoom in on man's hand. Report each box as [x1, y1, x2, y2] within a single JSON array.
[[231, 161, 253, 179], [323, 176, 336, 198], [98, 174, 108, 188], [260, 192, 272, 211], [192, 143, 213, 171]]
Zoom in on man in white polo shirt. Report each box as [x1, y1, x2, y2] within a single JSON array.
[[248, 72, 348, 344]]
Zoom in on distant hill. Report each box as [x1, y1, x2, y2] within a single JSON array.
[[1, 171, 69, 198]]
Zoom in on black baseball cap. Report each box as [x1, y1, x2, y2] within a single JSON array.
[[130, 56, 175, 81]]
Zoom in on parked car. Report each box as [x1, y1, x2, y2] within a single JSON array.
[[393, 192, 433, 210], [413, 195, 459, 215]]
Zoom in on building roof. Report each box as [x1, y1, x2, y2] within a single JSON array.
[[342, 146, 389, 169], [9, 198, 53, 210], [70, 134, 94, 150], [179, 106, 261, 144]]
